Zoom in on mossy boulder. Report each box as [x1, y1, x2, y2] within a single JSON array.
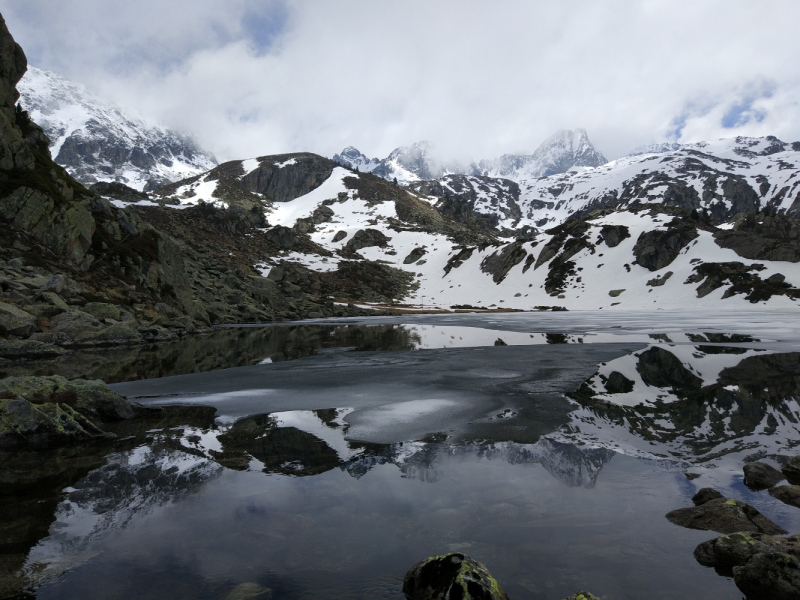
[[0, 397, 112, 449], [0, 375, 140, 424], [403, 553, 509, 600]]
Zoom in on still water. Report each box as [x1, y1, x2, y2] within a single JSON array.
[[2, 309, 800, 599]]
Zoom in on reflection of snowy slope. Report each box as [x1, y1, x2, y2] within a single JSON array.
[[25, 445, 221, 583], [558, 347, 800, 464]]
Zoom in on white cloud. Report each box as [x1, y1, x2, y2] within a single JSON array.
[[3, 0, 799, 163]]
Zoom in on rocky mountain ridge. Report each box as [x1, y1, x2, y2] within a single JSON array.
[[17, 66, 217, 191], [333, 129, 607, 185]]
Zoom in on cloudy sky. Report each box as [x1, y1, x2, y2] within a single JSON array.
[[2, 0, 799, 163]]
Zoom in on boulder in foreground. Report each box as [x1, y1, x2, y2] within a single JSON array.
[[403, 553, 509, 600]]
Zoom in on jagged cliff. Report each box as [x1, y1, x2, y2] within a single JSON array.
[[0, 14, 382, 360]]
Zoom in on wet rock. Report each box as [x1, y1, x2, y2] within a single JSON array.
[[769, 485, 800, 509], [744, 462, 785, 490], [0, 301, 37, 336], [734, 552, 800, 600], [782, 456, 800, 485], [0, 339, 68, 360], [225, 582, 273, 600], [692, 487, 724, 506], [562, 593, 600, 600], [403, 553, 509, 600], [666, 497, 787, 534], [694, 532, 800, 569]]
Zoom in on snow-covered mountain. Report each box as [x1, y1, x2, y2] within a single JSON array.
[[628, 142, 683, 156], [114, 134, 800, 313], [412, 135, 800, 233], [476, 129, 607, 179], [17, 67, 217, 191], [332, 129, 607, 185]]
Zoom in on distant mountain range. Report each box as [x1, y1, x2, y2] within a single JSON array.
[[17, 67, 217, 191], [332, 129, 608, 184]]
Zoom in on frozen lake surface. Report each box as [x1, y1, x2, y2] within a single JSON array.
[[3, 309, 800, 599]]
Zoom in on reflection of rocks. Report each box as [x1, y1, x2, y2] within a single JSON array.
[[225, 582, 273, 600], [534, 438, 615, 488], [569, 347, 800, 461], [2, 324, 419, 383], [666, 490, 786, 535], [769, 485, 800, 509]]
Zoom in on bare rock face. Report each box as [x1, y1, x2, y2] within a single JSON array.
[[403, 553, 509, 600]]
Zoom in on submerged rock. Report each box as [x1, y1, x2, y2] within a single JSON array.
[[224, 582, 273, 600], [403, 553, 509, 600], [666, 496, 786, 535], [562, 594, 600, 600], [744, 461, 785, 490], [769, 485, 800, 509]]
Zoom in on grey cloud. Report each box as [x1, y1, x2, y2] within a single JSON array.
[[2, 0, 799, 163]]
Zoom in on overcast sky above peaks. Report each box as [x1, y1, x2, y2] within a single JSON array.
[[2, 0, 799, 163]]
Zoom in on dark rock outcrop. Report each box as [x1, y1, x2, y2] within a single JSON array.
[[632, 221, 698, 271], [714, 212, 800, 263], [403, 553, 509, 600], [734, 552, 800, 600]]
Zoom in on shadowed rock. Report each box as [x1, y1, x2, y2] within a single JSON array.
[[692, 487, 724, 506]]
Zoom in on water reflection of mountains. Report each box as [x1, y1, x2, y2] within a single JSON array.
[[568, 346, 800, 462], [0, 325, 421, 383]]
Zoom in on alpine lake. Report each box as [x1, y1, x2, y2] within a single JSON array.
[[2, 309, 800, 600]]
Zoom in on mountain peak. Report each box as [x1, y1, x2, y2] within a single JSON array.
[[17, 66, 217, 191]]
